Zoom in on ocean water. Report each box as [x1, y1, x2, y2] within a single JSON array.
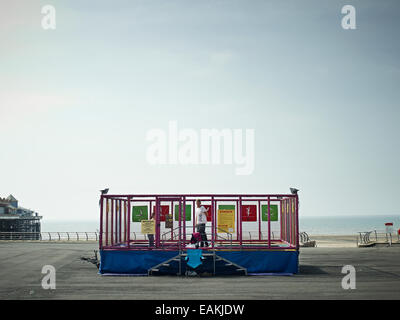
[[41, 215, 400, 235], [299, 215, 400, 235]]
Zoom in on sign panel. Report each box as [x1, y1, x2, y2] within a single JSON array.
[[152, 205, 169, 222], [203, 205, 212, 222], [132, 206, 148, 222], [217, 209, 235, 233], [165, 214, 173, 228], [385, 222, 393, 234], [241, 205, 257, 222], [261, 204, 278, 221], [174, 204, 192, 221], [141, 220, 155, 234]]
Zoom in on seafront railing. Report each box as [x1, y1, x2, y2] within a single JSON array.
[[0, 230, 280, 243], [0, 232, 99, 241], [357, 230, 399, 246]]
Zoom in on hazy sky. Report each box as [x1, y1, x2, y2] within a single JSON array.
[[1, 0, 399, 220]]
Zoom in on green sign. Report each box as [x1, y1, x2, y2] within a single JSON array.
[[174, 204, 192, 221], [218, 205, 235, 212], [261, 205, 278, 221], [132, 206, 148, 222]]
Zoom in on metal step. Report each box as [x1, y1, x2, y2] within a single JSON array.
[[148, 251, 248, 276], [180, 253, 215, 257]]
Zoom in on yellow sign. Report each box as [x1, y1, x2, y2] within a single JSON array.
[[217, 209, 235, 233], [141, 220, 155, 234], [165, 214, 173, 229]]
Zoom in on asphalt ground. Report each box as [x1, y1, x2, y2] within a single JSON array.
[[0, 242, 399, 300]]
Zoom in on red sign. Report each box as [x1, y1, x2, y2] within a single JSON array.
[[241, 205, 257, 221], [152, 205, 169, 222], [203, 205, 212, 222]]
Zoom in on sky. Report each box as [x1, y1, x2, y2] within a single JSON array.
[[1, 0, 399, 220]]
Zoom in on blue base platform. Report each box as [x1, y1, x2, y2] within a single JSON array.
[[99, 249, 299, 275]]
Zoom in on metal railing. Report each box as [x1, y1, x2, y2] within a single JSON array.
[[160, 226, 233, 246], [357, 230, 398, 246], [0, 232, 99, 241], [300, 232, 310, 244]]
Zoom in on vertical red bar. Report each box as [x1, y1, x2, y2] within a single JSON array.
[[268, 197, 271, 248], [211, 197, 215, 249], [290, 198, 294, 246], [111, 199, 114, 246], [286, 200, 289, 242], [127, 197, 131, 248], [105, 198, 109, 246], [283, 199, 287, 242], [239, 198, 242, 247], [155, 197, 160, 248], [290, 198, 293, 246], [192, 200, 195, 235], [118, 200, 121, 244], [296, 195, 299, 250], [124, 200, 127, 244], [178, 200, 182, 250], [258, 200, 261, 241], [287, 199, 290, 244], [292, 198, 296, 247], [99, 195, 103, 249], [236, 200, 239, 241], [183, 197, 186, 246], [169, 200, 173, 241], [281, 200, 284, 241], [280, 199, 283, 241]]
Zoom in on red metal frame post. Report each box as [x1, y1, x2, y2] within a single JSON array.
[[127, 197, 131, 248], [178, 200, 182, 251], [155, 197, 160, 248], [211, 196, 215, 249], [105, 198, 109, 246], [258, 200, 261, 241], [280, 199, 283, 241], [296, 195, 299, 250], [239, 197, 242, 246], [268, 196, 271, 248], [192, 200, 195, 234], [170, 200, 173, 241], [289, 198, 293, 246], [183, 196, 186, 246], [111, 199, 114, 246], [99, 195, 103, 249], [118, 200, 121, 244]]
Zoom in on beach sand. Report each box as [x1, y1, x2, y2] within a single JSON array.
[[307, 234, 358, 247]]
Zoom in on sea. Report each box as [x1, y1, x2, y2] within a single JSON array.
[[41, 215, 400, 236]]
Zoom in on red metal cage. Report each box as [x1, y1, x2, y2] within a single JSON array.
[[99, 193, 299, 252]]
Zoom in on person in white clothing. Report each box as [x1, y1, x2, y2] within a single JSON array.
[[195, 199, 209, 247]]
